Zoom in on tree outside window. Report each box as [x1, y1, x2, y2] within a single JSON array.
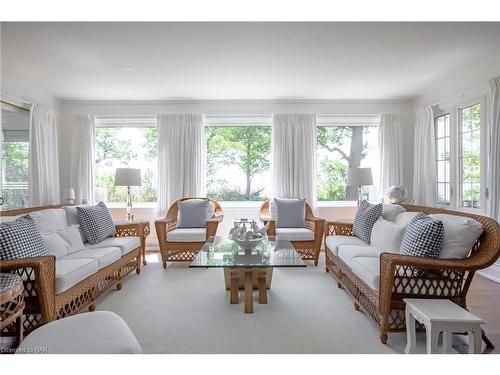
[[94, 127, 158, 203], [1, 142, 29, 208], [205, 126, 271, 201], [316, 126, 378, 202]]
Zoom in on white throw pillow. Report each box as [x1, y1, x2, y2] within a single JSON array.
[[370, 217, 407, 253], [42, 232, 71, 258], [29, 209, 68, 234], [381, 204, 406, 222], [58, 225, 86, 253], [429, 214, 483, 259]]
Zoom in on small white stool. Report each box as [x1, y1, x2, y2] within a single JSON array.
[[16, 311, 142, 354], [404, 298, 484, 354]]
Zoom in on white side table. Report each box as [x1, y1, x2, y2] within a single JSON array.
[[404, 298, 484, 354]]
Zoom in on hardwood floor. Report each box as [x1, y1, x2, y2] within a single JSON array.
[[467, 275, 500, 353]]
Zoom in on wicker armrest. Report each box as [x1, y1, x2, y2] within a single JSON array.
[[325, 221, 354, 236], [378, 252, 476, 309], [206, 213, 223, 237], [114, 223, 139, 237], [0, 256, 57, 323], [154, 218, 177, 242]]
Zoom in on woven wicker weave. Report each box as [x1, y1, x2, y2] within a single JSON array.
[[259, 200, 325, 266], [0, 204, 141, 337], [155, 198, 224, 269], [324, 204, 500, 347]]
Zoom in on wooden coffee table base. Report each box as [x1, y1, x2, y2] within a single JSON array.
[[224, 268, 273, 313]]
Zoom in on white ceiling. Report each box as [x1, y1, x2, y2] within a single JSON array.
[[1, 22, 500, 101]]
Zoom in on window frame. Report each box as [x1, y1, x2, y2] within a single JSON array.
[[93, 116, 158, 208], [316, 115, 380, 205], [434, 95, 486, 213]]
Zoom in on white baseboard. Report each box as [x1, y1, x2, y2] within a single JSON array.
[[478, 262, 500, 283]]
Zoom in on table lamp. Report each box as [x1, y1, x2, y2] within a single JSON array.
[[63, 188, 76, 205], [114, 168, 142, 220], [347, 167, 373, 205]]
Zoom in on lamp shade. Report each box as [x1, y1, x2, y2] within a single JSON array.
[[347, 168, 373, 186], [114, 168, 142, 187], [63, 188, 76, 200]]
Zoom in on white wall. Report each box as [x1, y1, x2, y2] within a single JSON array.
[[58, 98, 415, 201]]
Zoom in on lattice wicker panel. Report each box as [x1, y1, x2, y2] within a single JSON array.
[[0, 292, 24, 337], [393, 266, 465, 297], [327, 222, 354, 236], [296, 248, 317, 260], [167, 250, 199, 262]]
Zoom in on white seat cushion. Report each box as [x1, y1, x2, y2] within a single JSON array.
[[41, 232, 70, 259], [86, 236, 140, 255], [325, 235, 369, 256], [55, 258, 98, 294], [64, 247, 122, 270], [166, 228, 206, 242], [351, 256, 380, 291], [17, 311, 142, 354], [337, 245, 380, 268], [275, 228, 314, 241]]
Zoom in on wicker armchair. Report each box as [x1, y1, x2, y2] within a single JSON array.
[[324, 204, 500, 347], [155, 198, 223, 269], [259, 199, 324, 266], [0, 205, 141, 336]]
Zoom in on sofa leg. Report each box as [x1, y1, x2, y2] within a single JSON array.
[[337, 282, 342, 288], [380, 331, 388, 344], [116, 282, 122, 291], [314, 260, 318, 266], [88, 304, 96, 312], [136, 266, 141, 275], [354, 302, 360, 311], [162, 261, 167, 269], [325, 267, 329, 273]]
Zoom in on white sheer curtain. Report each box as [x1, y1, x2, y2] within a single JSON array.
[[29, 103, 60, 205], [412, 106, 436, 206], [157, 113, 204, 214], [487, 77, 500, 222], [378, 113, 403, 200], [272, 113, 317, 208], [70, 115, 95, 204]]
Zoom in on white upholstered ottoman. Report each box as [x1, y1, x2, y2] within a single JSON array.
[[17, 311, 142, 354]]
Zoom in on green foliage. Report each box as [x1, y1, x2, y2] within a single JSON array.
[[143, 127, 158, 161], [95, 128, 137, 166], [205, 126, 271, 201], [2, 142, 29, 182], [94, 128, 157, 203], [1, 142, 29, 208], [316, 158, 347, 201], [316, 126, 370, 201]]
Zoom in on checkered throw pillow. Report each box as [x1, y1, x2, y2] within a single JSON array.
[[400, 212, 444, 258], [352, 200, 383, 243], [77, 201, 116, 245], [0, 215, 48, 260]]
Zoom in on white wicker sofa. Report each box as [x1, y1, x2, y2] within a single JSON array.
[[0, 205, 141, 337]]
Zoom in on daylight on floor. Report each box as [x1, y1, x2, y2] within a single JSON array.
[[1, 1, 500, 373]]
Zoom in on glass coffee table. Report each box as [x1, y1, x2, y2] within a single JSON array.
[[190, 236, 306, 313]]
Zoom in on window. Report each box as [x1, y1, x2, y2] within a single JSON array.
[[316, 124, 379, 202], [1, 102, 30, 209], [1, 142, 29, 209], [459, 103, 481, 209], [435, 114, 451, 205], [434, 98, 484, 211], [204, 125, 271, 201], [94, 126, 158, 205]]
